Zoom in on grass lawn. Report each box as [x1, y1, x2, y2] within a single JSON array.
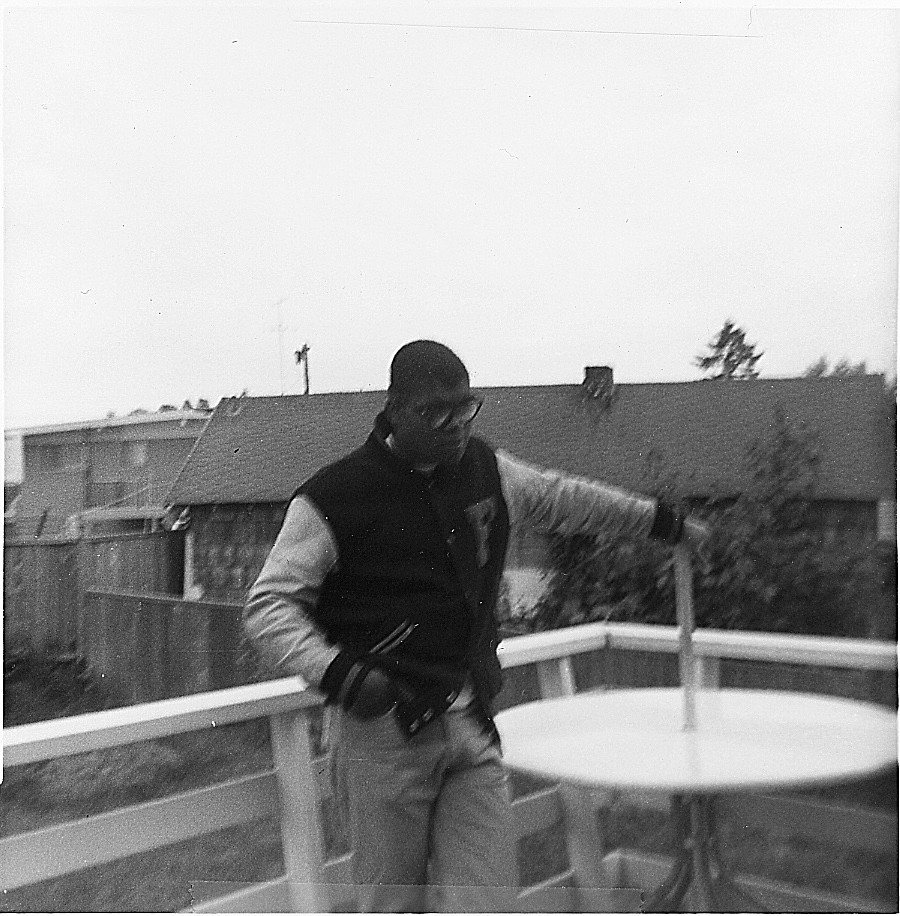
[[3, 656, 896, 912]]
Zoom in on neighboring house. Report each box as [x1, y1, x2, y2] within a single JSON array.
[[7, 409, 212, 539], [166, 370, 896, 606], [5, 430, 24, 529]]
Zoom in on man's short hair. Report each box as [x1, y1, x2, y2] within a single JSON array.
[[388, 340, 469, 402]]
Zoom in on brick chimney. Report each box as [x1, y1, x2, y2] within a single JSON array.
[[583, 366, 615, 407]]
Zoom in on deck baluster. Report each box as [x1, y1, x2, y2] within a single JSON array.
[[269, 707, 327, 913], [535, 654, 616, 910]]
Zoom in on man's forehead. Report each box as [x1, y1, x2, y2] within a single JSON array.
[[409, 379, 471, 405]]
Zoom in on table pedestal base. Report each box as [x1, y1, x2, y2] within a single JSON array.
[[644, 796, 765, 913]]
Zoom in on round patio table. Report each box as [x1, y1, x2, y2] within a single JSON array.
[[496, 687, 897, 911]]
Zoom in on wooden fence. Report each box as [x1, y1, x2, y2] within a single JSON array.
[[4, 531, 184, 655], [66, 590, 900, 712], [2, 625, 896, 913], [80, 530, 183, 594], [80, 591, 245, 705], [4, 539, 80, 653]]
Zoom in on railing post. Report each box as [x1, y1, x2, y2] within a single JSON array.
[[536, 656, 577, 698], [535, 654, 612, 910], [270, 706, 326, 912]]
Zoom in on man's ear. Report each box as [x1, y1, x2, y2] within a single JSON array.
[[384, 394, 400, 425]]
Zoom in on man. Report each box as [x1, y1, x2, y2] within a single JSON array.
[[243, 340, 708, 913]]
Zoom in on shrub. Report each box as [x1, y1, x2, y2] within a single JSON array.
[[4, 644, 111, 726], [531, 407, 890, 637]]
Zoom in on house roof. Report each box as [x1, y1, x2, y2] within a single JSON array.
[[77, 506, 167, 521], [166, 376, 896, 506], [7, 409, 212, 437]]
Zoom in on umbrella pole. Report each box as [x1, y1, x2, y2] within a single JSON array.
[[674, 544, 697, 731]]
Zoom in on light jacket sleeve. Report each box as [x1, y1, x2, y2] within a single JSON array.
[[496, 449, 672, 541], [243, 494, 341, 687]]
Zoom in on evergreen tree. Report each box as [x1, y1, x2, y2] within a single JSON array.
[[695, 320, 763, 380], [803, 357, 868, 378]]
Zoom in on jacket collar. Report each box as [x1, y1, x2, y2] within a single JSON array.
[[367, 412, 426, 475], [368, 411, 470, 482]]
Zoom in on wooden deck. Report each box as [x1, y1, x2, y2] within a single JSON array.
[[2, 623, 897, 912]]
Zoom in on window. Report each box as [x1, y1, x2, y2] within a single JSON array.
[[39, 443, 81, 471]]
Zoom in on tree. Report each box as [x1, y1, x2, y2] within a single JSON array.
[[695, 320, 763, 380], [527, 408, 884, 638], [803, 357, 868, 378], [696, 408, 883, 636]]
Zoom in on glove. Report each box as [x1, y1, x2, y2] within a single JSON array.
[[346, 665, 398, 720]]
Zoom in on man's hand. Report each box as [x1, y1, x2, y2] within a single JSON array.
[[348, 666, 398, 720], [682, 517, 712, 573]]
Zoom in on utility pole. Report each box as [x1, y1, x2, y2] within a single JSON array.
[[295, 344, 310, 395]]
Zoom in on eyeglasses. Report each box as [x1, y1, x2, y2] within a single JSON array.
[[412, 395, 484, 430]]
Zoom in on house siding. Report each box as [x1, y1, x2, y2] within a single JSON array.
[[189, 503, 287, 601], [166, 378, 895, 609], [12, 416, 208, 538], [185, 496, 886, 607], [187, 502, 551, 604]]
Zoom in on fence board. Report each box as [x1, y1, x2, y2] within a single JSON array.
[[721, 794, 898, 853], [79, 531, 182, 595], [3, 541, 80, 653], [4, 546, 27, 644], [32, 548, 50, 650], [3, 532, 183, 658], [173, 598, 212, 696], [722, 658, 898, 708], [209, 601, 244, 690], [78, 591, 244, 704]]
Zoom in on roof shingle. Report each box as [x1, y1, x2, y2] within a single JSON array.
[[167, 377, 896, 506]]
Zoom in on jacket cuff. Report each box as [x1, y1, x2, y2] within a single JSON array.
[[649, 501, 685, 543], [320, 651, 374, 709]]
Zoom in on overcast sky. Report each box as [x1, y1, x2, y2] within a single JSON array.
[[4, 2, 898, 429]]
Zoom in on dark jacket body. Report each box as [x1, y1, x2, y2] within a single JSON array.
[[298, 420, 510, 734], [245, 414, 685, 739]]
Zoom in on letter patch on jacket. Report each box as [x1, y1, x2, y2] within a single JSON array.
[[465, 496, 496, 568]]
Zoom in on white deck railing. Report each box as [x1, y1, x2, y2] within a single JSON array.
[[2, 623, 897, 913]]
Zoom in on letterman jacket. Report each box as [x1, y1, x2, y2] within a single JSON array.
[[243, 413, 685, 737]]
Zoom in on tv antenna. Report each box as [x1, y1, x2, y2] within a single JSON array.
[[295, 344, 311, 395]]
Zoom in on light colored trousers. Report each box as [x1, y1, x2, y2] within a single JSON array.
[[331, 701, 519, 913]]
